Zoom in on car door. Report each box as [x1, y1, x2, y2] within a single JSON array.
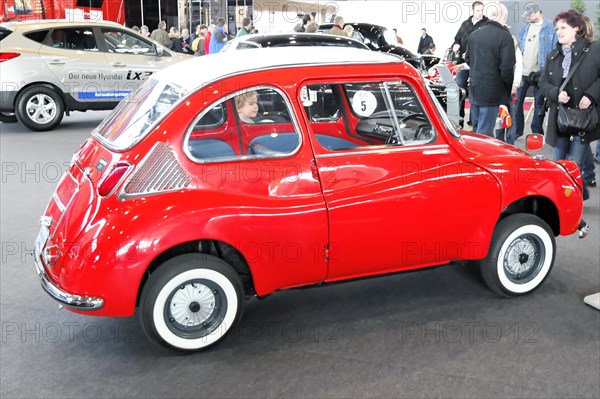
[[39, 26, 110, 104], [300, 80, 499, 281], [97, 26, 181, 100], [183, 85, 330, 292]]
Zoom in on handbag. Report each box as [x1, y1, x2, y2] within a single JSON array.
[[557, 103, 598, 136], [555, 47, 599, 137]]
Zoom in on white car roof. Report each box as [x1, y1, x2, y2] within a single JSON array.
[[158, 47, 402, 91], [1, 19, 124, 29]]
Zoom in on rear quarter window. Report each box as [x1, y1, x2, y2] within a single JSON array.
[[23, 30, 49, 43], [0, 27, 14, 41]]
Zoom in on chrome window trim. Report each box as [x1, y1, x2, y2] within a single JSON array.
[[315, 144, 450, 159]]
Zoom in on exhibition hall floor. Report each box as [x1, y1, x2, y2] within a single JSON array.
[[1, 112, 598, 398]]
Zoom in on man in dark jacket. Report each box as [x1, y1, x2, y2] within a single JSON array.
[[417, 28, 434, 54], [465, 3, 515, 136]]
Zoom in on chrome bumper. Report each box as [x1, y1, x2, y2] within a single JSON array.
[[34, 256, 104, 310]]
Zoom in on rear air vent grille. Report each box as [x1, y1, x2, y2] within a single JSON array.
[[121, 142, 192, 198]]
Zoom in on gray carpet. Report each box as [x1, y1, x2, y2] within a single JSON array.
[[1, 112, 598, 398]]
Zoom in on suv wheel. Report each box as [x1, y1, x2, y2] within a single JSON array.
[[15, 86, 64, 131]]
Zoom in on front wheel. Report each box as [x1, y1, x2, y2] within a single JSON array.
[[480, 214, 556, 297], [15, 86, 64, 131], [139, 254, 244, 352]]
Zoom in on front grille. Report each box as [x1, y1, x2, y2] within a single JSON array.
[[121, 142, 192, 198]]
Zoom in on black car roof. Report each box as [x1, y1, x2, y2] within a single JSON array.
[[229, 32, 369, 50]]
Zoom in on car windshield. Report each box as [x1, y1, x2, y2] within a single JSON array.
[[93, 78, 186, 150]]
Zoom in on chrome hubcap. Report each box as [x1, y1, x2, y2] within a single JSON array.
[[169, 282, 216, 327], [26, 94, 57, 124], [503, 235, 544, 283]]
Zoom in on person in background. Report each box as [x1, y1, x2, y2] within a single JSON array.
[[191, 25, 208, 56], [580, 15, 597, 187], [417, 28, 434, 54], [514, 3, 557, 140], [168, 27, 183, 53], [538, 9, 600, 201], [180, 28, 192, 54], [305, 23, 318, 33], [392, 28, 403, 45], [237, 17, 252, 37], [328, 16, 346, 37], [344, 25, 354, 38], [294, 14, 311, 32], [209, 18, 228, 54], [150, 21, 170, 47], [495, 36, 523, 144], [465, 3, 515, 137], [141, 25, 150, 37], [423, 43, 436, 55], [452, 1, 487, 126], [131, 26, 140, 33], [204, 24, 215, 55]]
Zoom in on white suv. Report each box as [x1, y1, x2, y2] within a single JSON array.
[[0, 20, 189, 131]]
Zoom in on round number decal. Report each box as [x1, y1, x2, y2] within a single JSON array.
[[351, 90, 377, 117]]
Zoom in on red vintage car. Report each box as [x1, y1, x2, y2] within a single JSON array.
[[34, 47, 588, 352]]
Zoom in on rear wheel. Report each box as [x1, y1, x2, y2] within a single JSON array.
[[480, 214, 555, 297], [139, 254, 244, 352], [0, 112, 17, 123], [15, 86, 64, 131]]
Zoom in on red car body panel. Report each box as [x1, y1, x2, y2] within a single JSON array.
[[34, 50, 585, 317]]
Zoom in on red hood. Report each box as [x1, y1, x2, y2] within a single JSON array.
[[455, 131, 530, 162]]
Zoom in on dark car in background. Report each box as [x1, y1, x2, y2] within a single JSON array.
[[318, 22, 427, 69], [319, 23, 450, 109], [222, 32, 369, 52]]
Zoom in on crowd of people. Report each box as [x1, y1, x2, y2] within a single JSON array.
[[449, 2, 599, 200]]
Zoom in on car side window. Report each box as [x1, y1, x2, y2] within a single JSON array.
[[44, 28, 97, 51], [185, 86, 299, 162], [24, 30, 50, 43], [302, 81, 436, 152], [100, 28, 156, 55]]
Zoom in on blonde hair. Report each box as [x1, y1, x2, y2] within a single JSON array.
[[583, 16, 595, 40], [235, 91, 257, 110]]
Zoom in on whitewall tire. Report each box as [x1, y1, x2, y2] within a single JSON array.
[[140, 254, 244, 352], [480, 214, 556, 297]]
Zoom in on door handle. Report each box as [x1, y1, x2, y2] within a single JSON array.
[[48, 60, 66, 65], [111, 62, 127, 68]]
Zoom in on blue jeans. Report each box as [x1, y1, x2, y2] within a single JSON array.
[[582, 144, 596, 181], [595, 141, 600, 163], [494, 101, 516, 144], [515, 76, 545, 136], [552, 135, 592, 199], [470, 105, 497, 137]]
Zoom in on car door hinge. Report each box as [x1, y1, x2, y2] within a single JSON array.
[[323, 244, 329, 262], [310, 160, 320, 181]]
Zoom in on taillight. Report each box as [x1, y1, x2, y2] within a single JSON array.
[[0, 52, 21, 63], [98, 162, 132, 197]]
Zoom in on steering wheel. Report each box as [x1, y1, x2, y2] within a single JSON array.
[[398, 113, 427, 124]]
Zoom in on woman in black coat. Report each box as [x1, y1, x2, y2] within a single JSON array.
[[539, 9, 600, 199]]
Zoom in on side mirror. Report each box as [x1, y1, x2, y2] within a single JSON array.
[[526, 133, 544, 152], [156, 46, 164, 57]]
